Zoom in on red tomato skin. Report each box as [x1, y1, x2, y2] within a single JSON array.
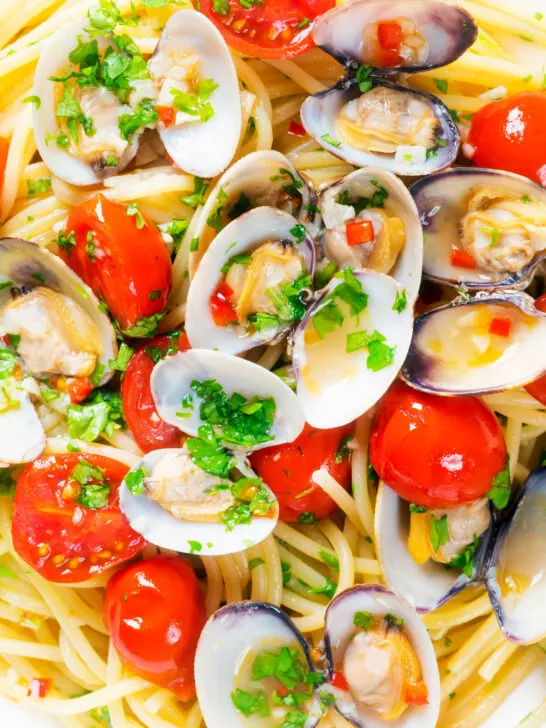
[[488, 317, 511, 337], [369, 381, 506, 509], [12, 454, 145, 583], [67, 377, 94, 404], [157, 105, 175, 126], [103, 556, 206, 701], [0, 137, 9, 197], [450, 248, 477, 269], [249, 423, 353, 521], [62, 195, 172, 330], [199, 0, 335, 59], [468, 94, 546, 185], [122, 333, 190, 453], [209, 282, 238, 326], [524, 295, 546, 404]]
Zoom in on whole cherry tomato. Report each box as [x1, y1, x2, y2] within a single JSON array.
[[524, 294, 546, 404], [61, 195, 172, 334], [250, 423, 354, 522], [12, 454, 145, 583], [122, 331, 189, 453], [369, 381, 506, 509], [199, 0, 335, 59], [103, 556, 206, 700], [467, 93, 546, 185]]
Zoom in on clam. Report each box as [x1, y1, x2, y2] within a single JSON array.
[[150, 10, 240, 178], [485, 468, 546, 644], [195, 602, 322, 728], [318, 167, 423, 302], [410, 168, 546, 290], [0, 374, 45, 467], [189, 150, 316, 275], [119, 447, 278, 555], [324, 585, 440, 727], [375, 484, 491, 613], [402, 292, 546, 395], [300, 0, 477, 175], [150, 348, 305, 450], [186, 207, 315, 354], [33, 19, 149, 186], [292, 268, 413, 429]]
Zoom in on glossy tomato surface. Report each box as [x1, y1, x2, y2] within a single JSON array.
[[199, 0, 335, 59], [122, 332, 189, 453], [12, 454, 145, 583], [468, 93, 546, 185], [250, 423, 354, 522], [524, 294, 546, 404], [103, 556, 206, 700], [369, 381, 506, 509], [62, 195, 172, 332]]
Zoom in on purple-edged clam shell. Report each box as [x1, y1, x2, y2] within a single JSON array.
[[410, 168, 546, 290], [312, 0, 477, 72], [402, 292, 546, 396], [374, 484, 490, 613], [300, 80, 459, 176], [195, 602, 321, 728], [324, 585, 441, 728], [485, 468, 546, 645], [186, 206, 316, 355], [293, 269, 414, 429]]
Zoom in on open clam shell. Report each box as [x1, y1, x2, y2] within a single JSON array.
[[293, 269, 414, 429], [485, 468, 546, 644], [375, 484, 488, 613], [151, 348, 305, 450], [410, 168, 546, 290], [195, 602, 321, 728], [151, 10, 240, 178], [0, 383, 45, 466], [402, 292, 546, 396], [318, 167, 423, 302], [324, 585, 441, 728], [186, 206, 315, 354], [313, 0, 477, 72], [119, 448, 278, 555], [301, 80, 458, 176]]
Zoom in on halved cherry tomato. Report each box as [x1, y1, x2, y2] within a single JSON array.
[[450, 248, 477, 269], [288, 120, 306, 137], [330, 670, 349, 691], [405, 680, 429, 706], [524, 294, 546, 404], [250, 423, 354, 522], [369, 381, 506, 509], [209, 282, 238, 327], [488, 316, 511, 337], [62, 195, 172, 333], [12, 454, 145, 583], [346, 219, 374, 246], [122, 332, 190, 453], [467, 93, 546, 185], [103, 556, 206, 700], [67, 376, 94, 404], [157, 105, 175, 127], [0, 137, 9, 198], [27, 678, 53, 699], [377, 21, 402, 50], [199, 0, 335, 59]]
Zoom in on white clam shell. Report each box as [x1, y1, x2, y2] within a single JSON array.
[[0, 387, 45, 466], [154, 10, 240, 178], [186, 206, 315, 354], [119, 448, 278, 555], [319, 167, 423, 303], [150, 348, 305, 450], [293, 269, 414, 429]]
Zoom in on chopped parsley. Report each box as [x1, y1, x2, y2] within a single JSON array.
[[309, 577, 337, 599], [298, 511, 318, 525], [188, 540, 202, 554], [449, 108, 460, 123], [221, 476, 275, 532], [149, 289, 163, 301], [446, 535, 480, 578], [258, 271, 312, 328], [228, 192, 252, 220], [144, 331, 182, 364], [392, 288, 407, 313], [126, 202, 147, 229], [0, 350, 17, 380], [212, 0, 229, 14], [207, 187, 228, 232], [182, 177, 209, 208], [71, 459, 110, 509], [433, 78, 448, 93], [248, 313, 282, 332], [319, 550, 339, 572], [270, 168, 303, 198], [0, 469, 16, 496], [314, 260, 338, 289], [125, 466, 148, 495], [121, 313, 164, 338], [67, 390, 124, 442], [187, 425, 235, 477], [281, 560, 292, 585], [321, 133, 341, 147], [23, 95, 41, 108], [118, 98, 157, 141], [335, 435, 353, 463], [171, 78, 218, 122], [487, 457, 511, 510], [353, 611, 374, 630], [345, 329, 396, 371], [220, 253, 252, 274], [27, 177, 52, 197], [430, 514, 450, 552], [385, 613, 404, 628], [231, 688, 270, 717], [108, 342, 133, 372], [338, 180, 388, 212], [356, 64, 373, 93], [295, 17, 310, 29], [409, 503, 427, 514], [57, 229, 76, 254], [248, 557, 265, 570], [165, 218, 189, 254]]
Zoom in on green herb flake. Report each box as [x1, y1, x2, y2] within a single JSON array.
[[353, 610, 374, 630], [409, 503, 427, 514], [487, 457, 511, 510], [125, 466, 148, 495], [319, 549, 339, 572], [356, 64, 373, 93], [335, 435, 353, 464], [321, 133, 341, 147], [188, 540, 202, 554], [433, 78, 448, 93], [430, 514, 450, 552], [27, 177, 52, 197], [248, 557, 265, 570], [182, 177, 209, 209], [23, 95, 41, 108], [126, 202, 147, 229], [231, 688, 270, 717], [108, 342, 134, 372], [392, 288, 407, 313], [298, 511, 318, 525]]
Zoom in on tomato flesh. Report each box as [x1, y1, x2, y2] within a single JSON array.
[[66, 376, 94, 404], [250, 423, 353, 522], [199, 0, 335, 59], [0, 137, 9, 198], [524, 295, 546, 404], [103, 556, 206, 700], [468, 93, 546, 185], [209, 282, 238, 327], [12, 454, 145, 582], [450, 248, 476, 269], [62, 195, 172, 332], [288, 121, 306, 137], [369, 381, 506, 509], [346, 219, 374, 246], [488, 317, 511, 337], [122, 332, 189, 453], [377, 21, 402, 50], [157, 105, 175, 127]]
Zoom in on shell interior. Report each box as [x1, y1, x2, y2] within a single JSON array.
[[0, 387, 45, 466]]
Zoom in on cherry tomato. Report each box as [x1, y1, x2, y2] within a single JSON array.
[[346, 219, 374, 246], [288, 121, 306, 137], [157, 105, 175, 127], [199, 0, 335, 59], [0, 137, 9, 198], [250, 423, 354, 522], [488, 316, 511, 337], [467, 93, 546, 185], [450, 248, 477, 269], [62, 195, 172, 333], [103, 556, 206, 700], [369, 381, 506, 509], [12, 454, 145, 583], [524, 294, 546, 404], [66, 376, 94, 404], [209, 282, 238, 327], [122, 331, 190, 453]]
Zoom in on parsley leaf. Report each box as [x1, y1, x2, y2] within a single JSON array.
[[108, 342, 133, 372], [182, 177, 209, 208], [27, 177, 52, 197], [487, 457, 511, 509], [430, 514, 450, 552], [231, 688, 270, 717], [446, 535, 480, 578], [186, 425, 235, 477], [392, 288, 407, 313], [335, 435, 353, 463], [356, 64, 373, 92], [126, 202, 147, 229], [125, 466, 148, 495], [118, 98, 157, 141], [353, 611, 374, 630], [121, 313, 164, 338]]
